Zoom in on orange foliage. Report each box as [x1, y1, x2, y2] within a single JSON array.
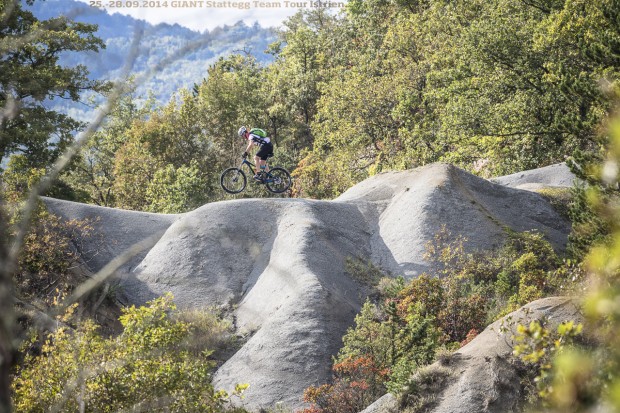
[[301, 356, 389, 413], [460, 329, 480, 347]]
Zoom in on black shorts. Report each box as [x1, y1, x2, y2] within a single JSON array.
[[256, 142, 274, 160]]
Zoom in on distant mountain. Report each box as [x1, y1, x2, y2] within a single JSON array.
[[26, 0, 276, 120]]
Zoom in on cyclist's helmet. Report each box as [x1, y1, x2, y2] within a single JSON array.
[[238, 126, 248, 138]]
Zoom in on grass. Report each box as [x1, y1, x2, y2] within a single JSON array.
[[536, 187, 573, 219], [399, 364, 453, 413], [345, 256, 387, 287]]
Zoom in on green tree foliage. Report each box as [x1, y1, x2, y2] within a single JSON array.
[[1, 155, 45, 205], [62, 92, 155, 207], [111, 137, 161, 211], [0, 0, 106, 168], [67, 88, 216, 212], [12, 294, 247, 413], [70, 89, 215, 212], [137, 89, 212, 167], [266, 10, 342, 149], [145, 161, 206, 213], [288, 0, 619, 197], [26, 0, 619, 208], [519, 107, 620, 411], [196, 54, 266, 164], [42, 0, 620, 206], [297, 71, 402, 198], [66, 54, 298, 211]]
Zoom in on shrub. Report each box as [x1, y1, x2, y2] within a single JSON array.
[[15, 210, 97, 306], [345, 257, 386, 287], [566, 152, 614, 261], [337, 301, 394, 372], [395, 275, 443, 320], [12, 294, 247, 413], [304, 227, 570, 413], [2, 155, 103, 308], [174, 307, 238, 361], [302, 356, 389, 413], [513, 320, 586, 406], [398, 364, 452, 413], [536, 187, 573, 220], [539, 107, 620, 411]]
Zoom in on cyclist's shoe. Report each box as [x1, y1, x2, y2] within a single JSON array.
[[253, 173, 265, 183]]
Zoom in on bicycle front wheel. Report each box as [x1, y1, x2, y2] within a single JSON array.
[[265, 167, 292, 194], [221, 168, 247, 194]]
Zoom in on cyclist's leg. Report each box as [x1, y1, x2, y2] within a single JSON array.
[[253, 150, 263, 179], [253, 154, 262, 176], [261, 144, 274, 173], [256, 143, 273, 177]]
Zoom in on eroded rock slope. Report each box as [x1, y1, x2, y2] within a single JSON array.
[[361, 297, 583, 413], [42, 162, 575, 410]]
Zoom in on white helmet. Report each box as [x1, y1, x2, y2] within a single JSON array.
[[238, 126, 247, 137]]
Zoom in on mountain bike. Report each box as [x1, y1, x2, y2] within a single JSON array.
[[220, 155, 292, 194]]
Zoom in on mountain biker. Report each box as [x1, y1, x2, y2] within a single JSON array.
[[238, 126, 274, 182]]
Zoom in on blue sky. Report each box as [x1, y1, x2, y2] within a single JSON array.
[[75, 0, 343, 31]]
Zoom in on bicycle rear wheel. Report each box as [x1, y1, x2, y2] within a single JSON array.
[[265, 167, 292, 194], [221, 168, 247, 194]]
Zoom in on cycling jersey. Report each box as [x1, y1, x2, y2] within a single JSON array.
[[249, 132, 271, 146]]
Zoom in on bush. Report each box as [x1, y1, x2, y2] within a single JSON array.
[[539, 108, 620, 411], [173, 307, 238, 361], [345, 257, 386, 287], [398, 364, 452, 413], [303, 227, 571, 412], [2, 154, 103, 308], [536, 187, 573, 220], [12, 294, 247, 413], [15, 210, 97, 306], [513, 320, 586, 407], [302, 356, 389, 413]]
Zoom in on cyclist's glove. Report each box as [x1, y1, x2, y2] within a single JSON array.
[[242, 152, 248, 159]]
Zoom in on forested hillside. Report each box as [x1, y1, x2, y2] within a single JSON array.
[[26, 0, 276, 119], [23, 0, 616, 214]]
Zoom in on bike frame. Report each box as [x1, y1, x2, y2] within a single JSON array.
[[239, 158, 272, 178], [239, 158, 256, 175]]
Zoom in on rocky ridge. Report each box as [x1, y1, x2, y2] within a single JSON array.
[[42, 162, 577, 410]]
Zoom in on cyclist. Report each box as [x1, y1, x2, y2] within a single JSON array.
[[238, 126, 274, 182]]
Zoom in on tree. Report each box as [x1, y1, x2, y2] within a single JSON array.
[[0, 0, 106, 168], [111, 138, 161, 211], [290, 0, 619, 197], [260, 9, 352, 191], [146, 161, 207, 213], [67, 88, 218, 212], [196, 54, 266, 166], [63, 91, 154, 207]]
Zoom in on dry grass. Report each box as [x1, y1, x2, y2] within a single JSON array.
[[399, 364, 453, 413], [174, 307, 239, 362]]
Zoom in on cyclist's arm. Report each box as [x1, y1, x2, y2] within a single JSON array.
[[244, 139, 253, 153]]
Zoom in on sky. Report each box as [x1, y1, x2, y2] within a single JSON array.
[[75, 0, 346, 31]]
